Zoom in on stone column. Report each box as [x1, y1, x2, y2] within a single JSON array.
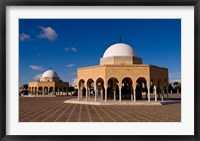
[[47, 88, 49, 95], [134, 86, 136, 102], [94, 86, 97, 102], [166, 87, 169, 100], [154, 85, 157, 101], [86, 87, 88, 102], [101, 88, 103, 101], [88, 88, 90, 99], [161, 87, 164, 101], [80, 88, 83, 99], [32, 88, 33, 95], [78, 87, 80, 101], [53, 88, 55, 95], [131, 86, 133, 101], [113, 87, 116, 101], [147, 86, 150, 102], [50, 88, 52, 96], [105, 85, 107, 102], [36, 88, 38, 96], [42, 88, 44, 95], [119, 85, 122, 102]]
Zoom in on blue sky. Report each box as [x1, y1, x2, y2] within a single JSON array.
[[19, 19, 181, 85]]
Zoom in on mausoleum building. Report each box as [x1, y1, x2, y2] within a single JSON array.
[[28, 69, 69, 95], [77, 42, 168, 102]]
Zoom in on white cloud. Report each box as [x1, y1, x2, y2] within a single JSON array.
[[71, 47, 78, 52], [29, 65, 46, 71], [70, 78, 78, 87], [33, 74, 42, 81], [37, 26, 57, 41], [66, 72, 77, 77], [173, 80, 181, 82], [66, 64, 75, 67], [19, 33, 30, 41], [65, 47, 78, 53], [65, 48, 70, 51]]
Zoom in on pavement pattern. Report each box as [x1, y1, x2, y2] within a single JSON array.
[[19, 96, 181, 122]]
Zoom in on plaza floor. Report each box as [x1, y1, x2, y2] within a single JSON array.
[[19, 95, 181, 122]]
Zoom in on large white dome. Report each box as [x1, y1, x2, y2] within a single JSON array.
[[41, 69, 59, 78], [103, 43, 137, 58]]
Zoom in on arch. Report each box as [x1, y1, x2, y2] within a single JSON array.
[[136, 77, 147, 100], [55, 87, 58, 95], [87, 78, 95, 97], [63, 87, 67, 95], [82, 87, 86, 96], [38, 86, 43, 95], [34, 87, 37, 95], [107, 77, 119, 100], [150, 79, 155, 93], [87, 78, 94, 88], [96, 77, 105, 100], [96, 77, 104, 88], [78, 79, 85, 88], [157, 79, 162, 94], [107, 76, 121, 84], [163, 79, 168, 94], [59, 87, 63, 95], [78, 79, 86, 97], [31, 87, 34, 95], [122, 77, 133, 100], [49, 86, 54, 95], [44, 86, 48, 95]]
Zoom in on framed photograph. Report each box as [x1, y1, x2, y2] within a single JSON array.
[[1, 0, 199, 141]]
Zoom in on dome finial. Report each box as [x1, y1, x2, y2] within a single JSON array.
[[119, 36, 122, 43]]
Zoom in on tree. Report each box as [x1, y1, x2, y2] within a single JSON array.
[[22, 84, 28, 89], [168, 84, 174, 93], [173, 81, 181, 93]]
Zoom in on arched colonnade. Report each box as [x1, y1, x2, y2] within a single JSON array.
[[28, 86, 68, 95], [78, 77, 169, 102]]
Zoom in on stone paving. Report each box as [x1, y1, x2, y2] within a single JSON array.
[[19, 95, 181, 122]]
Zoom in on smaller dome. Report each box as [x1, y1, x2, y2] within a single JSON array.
[[41, 69, 59, 78], [103, 43, 137, 58]]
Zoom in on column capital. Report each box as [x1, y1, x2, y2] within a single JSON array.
[[132, 84, 136, 88], [118, 81, 122, 86], [147, 84, 151, 87]]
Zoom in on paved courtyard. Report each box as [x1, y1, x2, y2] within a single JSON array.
[[19, 95, 181, 122]]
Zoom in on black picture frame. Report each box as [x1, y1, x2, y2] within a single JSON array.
[[0, 0, 200, 141]]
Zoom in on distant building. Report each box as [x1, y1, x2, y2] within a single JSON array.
[[28, 69, 69, 95], [77, 42, 168, 102]]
